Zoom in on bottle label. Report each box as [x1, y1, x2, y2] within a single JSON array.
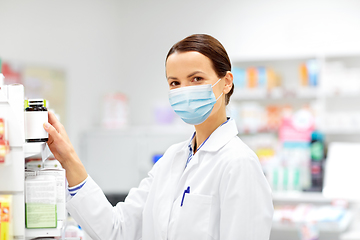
[[311, 142, 324, 161], [25, 111, 48, 140]]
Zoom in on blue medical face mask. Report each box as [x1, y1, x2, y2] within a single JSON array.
[[169, 78, 223, 125]]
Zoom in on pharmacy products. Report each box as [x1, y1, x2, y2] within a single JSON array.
[[0, 195, 12, 240], [25, 99, 48, 143], [25, 175, 57, 228]]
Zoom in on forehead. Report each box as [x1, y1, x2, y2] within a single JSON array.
[[166, 51, 214, 77]]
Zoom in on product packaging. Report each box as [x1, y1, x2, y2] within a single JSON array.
[[0, 119, 9, 164], [0, 141, 9, 164], [25, 159, 42, 170], [306, 59, 319, 87], [232, 67, 246, 89], [43, 159, 62, 169], [25, 167, 66, 224], [299, 63, 308, 86], [0, 195, 12, 240], [257, 67, 267, 88], [102, 93, 128, 129], [25, 175, 57, 228], [37, 169, 66, 221], [247, 67, 257, 88], [24, 99, 48, 143], [0, 119, 5, 140], [310, 131, 324, 192]]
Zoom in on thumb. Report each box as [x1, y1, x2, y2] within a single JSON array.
[[43, 122, 60, 141]]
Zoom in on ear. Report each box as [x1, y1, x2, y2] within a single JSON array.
[[223, 71, 233, 94]]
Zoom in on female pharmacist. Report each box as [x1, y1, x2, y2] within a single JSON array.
[[44, 34, 274, 240]]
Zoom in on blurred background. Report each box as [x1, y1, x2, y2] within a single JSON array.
[[1, 0, 360, 239]]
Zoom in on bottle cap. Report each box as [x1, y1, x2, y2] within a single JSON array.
[[24, 100, 29, 109], [311, 131, 324, 141], [28, 99, 45, 106]]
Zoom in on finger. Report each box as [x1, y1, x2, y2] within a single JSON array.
[[43, 122, 61, 142], [48, 111, 63, 131], [46, 130, 55, 145], [47, 111, 72, 144]]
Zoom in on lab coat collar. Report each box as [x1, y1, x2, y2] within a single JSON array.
[[175, 118, 238, 156], [198, 118, 238, 152]]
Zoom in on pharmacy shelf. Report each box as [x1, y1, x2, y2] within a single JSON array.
[[231, 51, 360, 65], [272, 211, 353, 233], [321, 92, 360, 99], [24, 142, 51, 160], [25, 220, 64, 239], [231, 88, 360, 102], [230, 53, 319, 63], [341, 230, 360, 240], [273, 192, 360, 205], [272, 192, 333, 204], [320, 129, 360, 135], [231, 87, 318, 101], [24, 141, 63, 239]]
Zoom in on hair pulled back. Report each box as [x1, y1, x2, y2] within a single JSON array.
[[166, 34, 234, 105]]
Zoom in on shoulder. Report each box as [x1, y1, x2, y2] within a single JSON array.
[[214, 136, 265, 179], [163, 140, 188, 156], [153, 139, 188, 166], [217, 137, 271, 193], [221, 136, 259, 164]]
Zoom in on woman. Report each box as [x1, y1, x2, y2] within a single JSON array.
[[44, 34, 273, 240]]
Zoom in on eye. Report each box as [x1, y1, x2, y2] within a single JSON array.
[[193, 77, 203, 82], [169, 81, 180, 87]]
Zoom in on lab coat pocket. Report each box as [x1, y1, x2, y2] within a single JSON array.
[[175, 194, 213, 240]]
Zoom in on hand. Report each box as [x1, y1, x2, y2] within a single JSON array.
[[43, 111, 74, 163], [43, 111, 88, 187]]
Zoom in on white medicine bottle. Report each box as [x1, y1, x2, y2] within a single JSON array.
[[25, 99, 48, 142]]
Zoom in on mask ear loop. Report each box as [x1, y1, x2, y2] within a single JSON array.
[[216, 92, 223, 101], [212, 78, 222, 87], [212, 78, 224, 101]]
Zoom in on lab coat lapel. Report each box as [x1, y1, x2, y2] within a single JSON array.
[[172, 151, 201, 205], [170, 120, 239, 201], [168, 132, 200, 198], [169, 148, 187, 194], [173, 119, 238, 200], [200, 118, 238, 152], [159, 144, 188, 237]]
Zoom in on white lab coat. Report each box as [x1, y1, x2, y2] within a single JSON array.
[[67, 119, 273, 240]]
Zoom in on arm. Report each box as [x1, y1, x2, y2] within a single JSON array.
[[44, 111, 155, 239], [66, 166, 156, 240], [219, 154, 274, 240], [43, 111, 87, 187]]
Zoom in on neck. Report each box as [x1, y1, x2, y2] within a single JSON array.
[[193, 106, 227, 153]]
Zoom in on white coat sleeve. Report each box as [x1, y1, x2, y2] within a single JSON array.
[[219, 153, 274, 240], [66, 162, 159, 240]]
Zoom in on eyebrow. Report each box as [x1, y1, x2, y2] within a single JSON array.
[[167, 71, 205, 80]]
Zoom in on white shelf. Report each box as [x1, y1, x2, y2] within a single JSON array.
[[231, 51, 360, 63], [320, 129, 360, 135], [341, 230, 360, 240], [24, 142, 51, 160], [231, 87, 360, 101], [25, 220, 64, 239], [272, 211, 353, 233], [232, 88, 267, 100], [296, 87, 319, 99], [230, 53, 319, 62], [272, 192, 333, 203], [232, 87, 318, 101], [273, 191, 360, 204], [322, 92, 360, 98]]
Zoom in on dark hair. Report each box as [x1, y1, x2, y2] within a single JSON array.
[[166, 34, 234, 105]]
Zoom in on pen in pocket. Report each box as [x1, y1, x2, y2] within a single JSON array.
[[180, 186, 190, 207]]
